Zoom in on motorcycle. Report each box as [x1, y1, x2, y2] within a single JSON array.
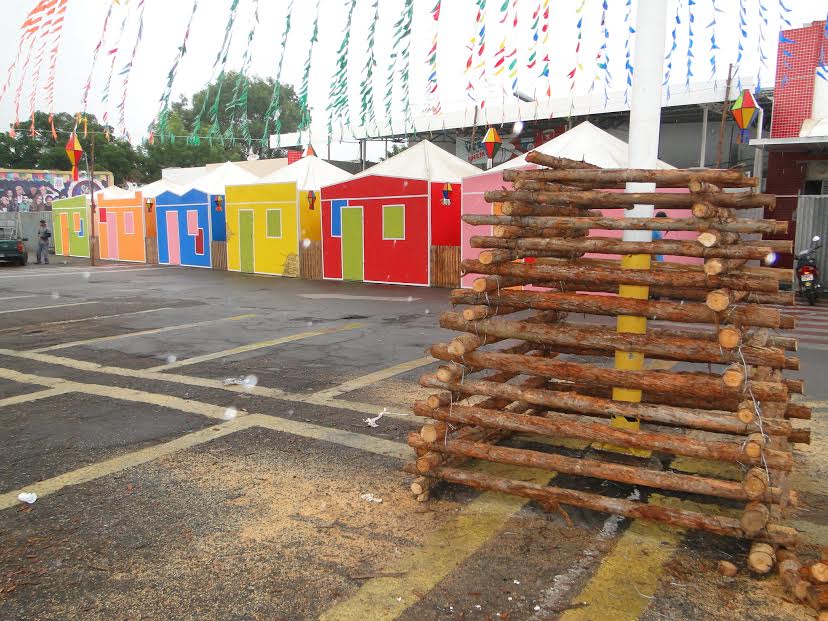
[[796, 235, 822, 305]]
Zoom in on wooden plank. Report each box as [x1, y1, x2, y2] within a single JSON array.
[[430, 245, 461, 288], [300, 241, 324, 280], [210, 241, 228, 271]]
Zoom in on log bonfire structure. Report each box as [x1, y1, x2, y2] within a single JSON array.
[[407, 155, 817, 601]]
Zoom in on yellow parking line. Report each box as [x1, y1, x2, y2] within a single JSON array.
[[0, 307, 175, 333], [32, 314, 255, 352], [0, 417, 258, 511], [145, 322, 362, 371], [321, 462, 555, 621], [312, 356, 434, 400], [0, 301, 98, 315], [0, 387, 72, 408]]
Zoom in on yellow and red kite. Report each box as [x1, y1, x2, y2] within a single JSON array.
[[730, 89, 761, 142], [482, 127, 502, 160], [65, 133, 83, 181]]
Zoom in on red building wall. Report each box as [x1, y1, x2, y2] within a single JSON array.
[[771, 20, 825, 139], [429, 181, 461, 246], [321, 176, 431, 285]]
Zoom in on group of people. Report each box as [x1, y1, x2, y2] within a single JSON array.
[[0, 186, 55, 212]]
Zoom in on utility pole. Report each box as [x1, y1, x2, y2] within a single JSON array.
[[87, 133, 97, 267], [716, 64, 733, 168]]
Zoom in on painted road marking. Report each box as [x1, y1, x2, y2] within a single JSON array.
[[0, 410, 408, 512], [0, 301, 99, 315], [320, 463, 554, 621], [0, 266, 169, 280], [0, 387, 72, 408], [0, 307, 176, 333], [0, 295, 37, 300], [0, 348, 425, 422], [298, 293, 422, 302], [31, 314, 256, 353], [0, 417, 259, 511], [312, 356, 434, 400], [145, 322, 363, 371]]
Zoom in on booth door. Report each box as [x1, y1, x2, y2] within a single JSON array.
[[59, 213, 70, 255], [106, 213, 119, 259], [165, 211, 181, 265], [239, 210, 254, 273], [341, 207, 363, 281]]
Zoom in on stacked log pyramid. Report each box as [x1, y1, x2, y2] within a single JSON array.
[[407, 154, 815, 591]]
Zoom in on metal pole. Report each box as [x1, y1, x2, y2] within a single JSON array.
[[716, 64, 733, 168], [699, 105, 709, 168], [87, 133, 97, 267], [608, 0, 668, 452], [752, 107, 765, 187]]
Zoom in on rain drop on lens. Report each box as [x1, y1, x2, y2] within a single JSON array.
[[223, 407, 238, 421], [302, 238, 311, 248], [82, 272, 91, 280], [764, 252, 777, 265], [513, 120, 524, 136], [51, 291, 60, 299], [243, 375, 258, 391], [166, 354, 177, 364]]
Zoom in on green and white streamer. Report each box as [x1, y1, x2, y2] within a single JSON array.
[[297, 0, 320, 136], [190, 0, 240, 145], [327, 0, 357, 136], [359, 0, 379, 133], [261, 0, 294, 148], [397, 0, 414, 134], [154, 0, 198, 143], [226, 0, 261, 146]]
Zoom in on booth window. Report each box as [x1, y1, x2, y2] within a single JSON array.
[[382, 205, 405, 240], [331, 199, 346, 237], [266, 209, 282, 238], [124, 211, 134, 235]]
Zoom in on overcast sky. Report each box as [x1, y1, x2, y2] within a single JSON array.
[[0, 0, 826, 162]]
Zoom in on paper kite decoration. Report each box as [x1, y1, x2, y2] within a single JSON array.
[[307, 190, 317, 210], [482, 127, 502, 160], [304, 145, 317, 158], [65, 133, 83, 181], [730, 89, 761, 142], [441, 183, 453, 206]]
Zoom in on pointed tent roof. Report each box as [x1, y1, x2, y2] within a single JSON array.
[[357, 140, 481, 183], [488, 121, 674, 172], [138, 178, 185, 199], [96, 185, 135, 199], [189, 162, 259, 195], [258, 155, 352, 190]]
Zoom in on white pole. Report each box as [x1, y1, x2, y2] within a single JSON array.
[[752, 107, 765, 185], [625, 0, 669, 237], [699, 106, 709, 168]]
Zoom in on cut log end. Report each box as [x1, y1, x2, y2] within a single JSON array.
[[718, 560, 738, 577], [722, 364, 746, 388], [748, 542, 776, 574], [718, 326, 742, 350], [741, 502, 771, 536]]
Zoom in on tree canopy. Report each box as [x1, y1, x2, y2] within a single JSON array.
[[0, 73, 301, 185]]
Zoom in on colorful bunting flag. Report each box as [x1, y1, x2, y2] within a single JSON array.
[[262, 0, 293, 147], [117, 0, 146, 139], [226, 0, 261, 146], [707, 0, 721, 82], [623, 0, 635, 105], [568, 0, 586, 92], [359, 0, 380, 131], [81, 1, 113, 117], [297, 0, 319, 135], [424, 0, 441, 115], [327, 0, 357, 136], [663, 0, 682, 100], [685, 0, 695, 90], [101, 6, 129, 132], [24, 0, 59, 129]]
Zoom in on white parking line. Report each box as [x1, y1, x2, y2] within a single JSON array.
[[0, 301, 98, 315]]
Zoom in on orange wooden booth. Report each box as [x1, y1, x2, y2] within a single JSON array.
[[95, 190, 155, 263]]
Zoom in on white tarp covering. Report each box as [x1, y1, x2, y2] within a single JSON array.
[[137, 179, 185, 199], [189, 162, 259, 195], [258, 156, 352, 190], [488, 121, 675, 172], [356, 139, 481, 183]]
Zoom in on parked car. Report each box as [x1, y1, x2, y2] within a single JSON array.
[[0, 214, 29, 266]]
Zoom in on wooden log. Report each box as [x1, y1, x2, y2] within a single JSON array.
[[790, 429, 811, 445], [503, 166, 753, 188], [410, 476, 429, 496], [420, 373, 793, 438], [743, 468, 771, 501], [415, 452, 442, 473], [707, 289, 749, 312], [408, 433, 780, 504], [807, 584, 828, 611], [414, 402, 793, 470], [524, 151, 599, 169], [744, 433, 768, 459], [704, 258, 748, 276], [420, 421, 447, 443], [718, 560, 738, 577], [429, 344, 789, 402], [463, 258, 778, 293], [450, 289, 791, 329], [697, 230, 740, 247], [461, 304, 519, 321], [436, 365, 463, 383], [416, 465, 798, 545], [809, 563, 828, 584], [689, 179, 724, 193], [461, 213, 788, 236], [426, 393, 453, 410], [446, 310, 561, 355], [440, 312, 791, 369], [737, 401, 756, 424], [718, 326, 743, 349], [786, 378, 805, 394], [483, 188, 776, 210], [692, 202, 733, 219], [500, 202, 588, 217], [741, 502, 771, 536], [786, 403, 812, 420], [470, 235, 788, 260], [777, 549, 812, 602], [748, 542, 776, 574]]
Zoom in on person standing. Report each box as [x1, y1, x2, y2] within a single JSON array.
[[36, 219, 51, 264]]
